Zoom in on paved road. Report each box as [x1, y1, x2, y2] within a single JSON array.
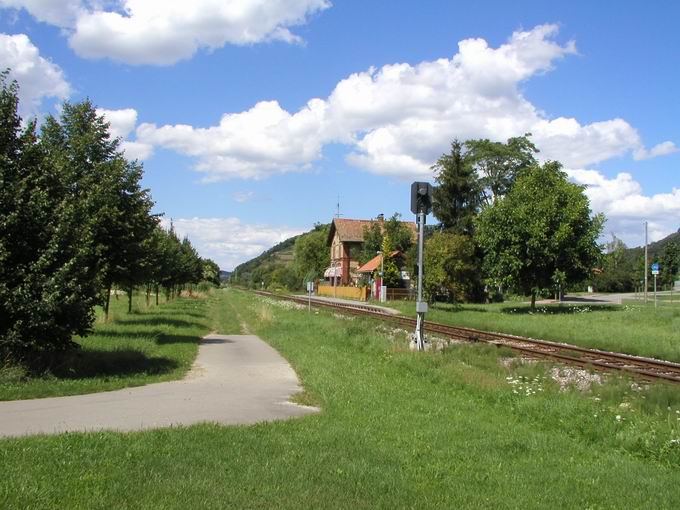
[[0, 334, 318, 438], [538, 291, 678, 305]]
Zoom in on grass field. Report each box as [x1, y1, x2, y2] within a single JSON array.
[[384, 298, 680, 363], [0, 290, 239, 401], [2, 288, 680, 508]]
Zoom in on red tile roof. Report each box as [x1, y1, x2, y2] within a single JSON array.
[[356, 250, 400, 273], [327, 218, 416, 245]]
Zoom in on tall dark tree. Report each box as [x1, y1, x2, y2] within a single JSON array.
[[431, 141, 482, 235], [0, 74, 101, 364]]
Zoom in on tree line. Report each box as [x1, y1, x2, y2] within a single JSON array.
[[0, 73, 219, 368]]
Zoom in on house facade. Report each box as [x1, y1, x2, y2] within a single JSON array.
[[324, 216, 416, 286]]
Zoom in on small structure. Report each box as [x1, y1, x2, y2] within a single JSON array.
[[324, 215, 416, 286], [356, 250, 410, 300]]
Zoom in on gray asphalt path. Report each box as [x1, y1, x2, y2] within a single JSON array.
[[0, 334, 318, 438]]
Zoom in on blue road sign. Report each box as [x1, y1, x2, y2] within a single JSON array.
[[651, 263, 660, 271]]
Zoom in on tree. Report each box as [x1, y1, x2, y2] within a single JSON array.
[[0, 75, 102, 364], [476, 161, 603, 309], [379, 233, 401, 287], [294, 223, 330, 282], [465, 134, 538, 205], [661, 241, 680, 287], [201, 258, 221, 286], [592, 234, 636, 292], [431, 141, 482, 235], [422, 232, 478, 303], [359, 222, 383, 265]]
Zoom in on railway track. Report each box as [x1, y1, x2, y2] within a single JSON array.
[[254, 290, 680, 384]]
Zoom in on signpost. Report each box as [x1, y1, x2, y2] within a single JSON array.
[[410, 182, 433, 351], [651, 263, 660, 308], [306, 281, 314, 313]]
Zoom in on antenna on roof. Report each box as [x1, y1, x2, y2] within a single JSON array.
[[335, 196, 343, 219]]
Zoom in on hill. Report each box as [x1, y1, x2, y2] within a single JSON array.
[[626, 228, 680, 260], [233, 234, 301, 279], [232, 223, 330, 289]]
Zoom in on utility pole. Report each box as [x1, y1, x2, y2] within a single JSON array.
[[644, 221, 648, 304]]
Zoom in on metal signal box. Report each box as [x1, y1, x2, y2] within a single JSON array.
[[410, 182, 433, 215]]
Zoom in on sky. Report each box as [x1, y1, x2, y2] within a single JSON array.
[[0, 0, 678, 270]]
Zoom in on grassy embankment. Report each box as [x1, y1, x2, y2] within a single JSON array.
[[3, 288, 680, 508], [0, 290, 240, 401], [384, 298, 680, 362]]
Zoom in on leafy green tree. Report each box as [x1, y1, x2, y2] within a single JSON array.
[[661, 241, 680, 287], [431, 141, 482, 235], [358, 214, 414, 266], [422, 232, 478, 303], [592, 234, 636, 292], [294, 223, 330, 282], [201, 258, 221, 286], [465, 134, 538, 205], [384, 213, 414, 253], [476, 161, 604, 309], [379, 233, 401, 287], [0, 75, 101, 364], [359, 222, 383, 265]]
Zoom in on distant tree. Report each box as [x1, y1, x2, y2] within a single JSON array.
[[422, 232, 478, 303], [465, 134, 539, 205], [384, 213, 414, 253], [431, 141, 482, 235], [476, 161, 604, 309], [379, 233, 401, 287], [294, 223, 330, 282], [661, 241, 680, 287], [359, 222, 383, 265], [592, 234, 636, 292], [201, 258, 221, 286]]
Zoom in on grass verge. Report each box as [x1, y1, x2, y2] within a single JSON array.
[[384, 298, 680, 362], [0, 290, 240, 401], [2, 289, 680, 508]]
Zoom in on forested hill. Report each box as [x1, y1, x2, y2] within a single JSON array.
[[233, 234, 302, 277], [626, 228, 680, 259]]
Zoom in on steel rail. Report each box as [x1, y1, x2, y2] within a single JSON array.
[[253, 291, 680, 384]]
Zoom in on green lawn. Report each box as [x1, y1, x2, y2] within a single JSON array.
[[2, 288, 680, 508], [384, 298, 680, 362], [0, 290, 240, 401]]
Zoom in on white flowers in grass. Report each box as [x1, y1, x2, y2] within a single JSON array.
[[258, 297, 305, 311], [506, 375, 545, 396]]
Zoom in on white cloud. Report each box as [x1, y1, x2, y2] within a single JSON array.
[[97, 107, 153, 160], [136, 24, 675, 181], [97, 107, 137, 139], [120, 140, 153, 161], [0, 0, 331, 65], [233, 191, 255, 203], [160, 217, 304, 271], [0, 0, 82, 27], [0, 33, 70, 117], [567, 169, 680, 247], [633, 141, 679, 160]]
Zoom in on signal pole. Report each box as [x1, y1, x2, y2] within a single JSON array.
[[644, 221, 648, 304], [411, 182, 433, 351]]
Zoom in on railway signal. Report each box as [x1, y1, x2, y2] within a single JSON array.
[[411, 182, 433, 351]]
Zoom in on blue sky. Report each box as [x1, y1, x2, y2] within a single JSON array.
[[1, 0, 678, 269]]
